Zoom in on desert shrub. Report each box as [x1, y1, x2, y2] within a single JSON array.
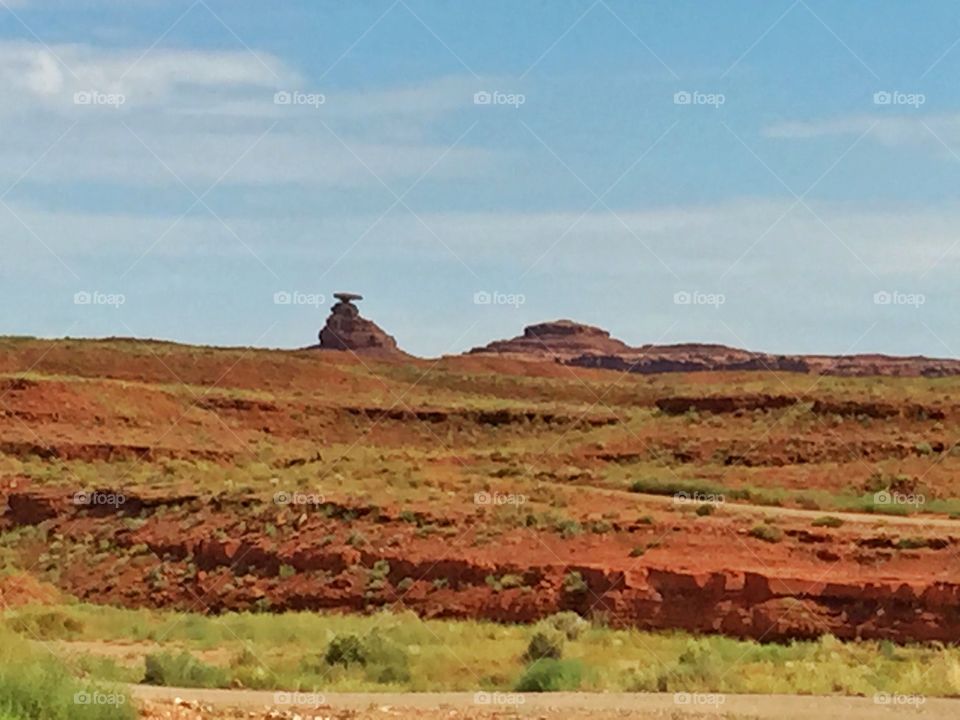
[[322, 630, 410, 684], [515, 658, 583, 692], [812, 516, 843, 528], [554, 519, 582, 538], [695, 504, 714, 517], [396, 577, 414, 592], [324, 634, 366, 667], [629, 546, 646, 558], [524, 628, 565, 661], [748, 524, 783, 543], [499, 574, 526, 589], [587, 519, 613, 534], [562, 571, 589, 595], [895, 537, 929, 550], [544, 611, 587, 640], [142, 651, 229, 688]]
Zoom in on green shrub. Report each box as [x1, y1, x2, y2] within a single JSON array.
[[562, 571, 589, 595], [896, 537, 929, 550], [812, 516, 843, 528], [748, 524, 783, 543], [695, 504, 714, 517], [515, 659, 583, 692], [324, 634, 367, 667], [554, 519, 582, 538], [524, 628, 565, 661], [322, 630, 410, 684], [142, 651, 229, 688], [499, 574, 526, 589]]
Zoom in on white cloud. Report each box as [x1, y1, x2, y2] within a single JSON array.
[[0, 41, 497, 190], [764, 113, 960, 151]]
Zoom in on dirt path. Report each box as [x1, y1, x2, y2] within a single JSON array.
[[626, 489, 960, 528], [129, 685, 958, 719]]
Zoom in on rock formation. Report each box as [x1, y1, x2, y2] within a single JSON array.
[[470, 321, 960, 377], [468, 319, 632, 359], [316, 293, 401, 355]]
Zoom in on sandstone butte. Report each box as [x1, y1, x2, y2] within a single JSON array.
[[312, 292, 403, 356]]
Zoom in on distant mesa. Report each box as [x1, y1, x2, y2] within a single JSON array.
[[469, 319, 960, 377], [313, 292, 402, 355], [469, 319, 632, 359]]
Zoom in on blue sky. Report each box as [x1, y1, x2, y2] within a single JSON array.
[[4, 0, 960, 358]]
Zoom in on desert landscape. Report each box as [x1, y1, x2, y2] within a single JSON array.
[[3, 297, 960, 717], [4, 1, 960, 718]]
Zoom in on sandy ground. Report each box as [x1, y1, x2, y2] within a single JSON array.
[[131, 686, 956, 720]]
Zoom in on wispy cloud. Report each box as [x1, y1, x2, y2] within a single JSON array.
[[764, 113, 960, 151]]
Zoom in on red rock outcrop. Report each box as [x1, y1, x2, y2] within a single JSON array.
[[470, 321, 960, 377], [315, 293, 401, 355], [468, 319, 631, 359]]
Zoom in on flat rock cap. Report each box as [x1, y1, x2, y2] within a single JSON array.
[[333, 292, 363, 303]]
